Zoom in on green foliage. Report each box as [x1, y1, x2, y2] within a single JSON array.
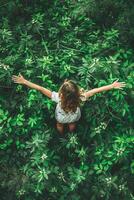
[[0, 1, 133, 200], [72, 0, 134, 47]]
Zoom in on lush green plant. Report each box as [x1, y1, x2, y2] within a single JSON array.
[[0, 1, 133, 200]]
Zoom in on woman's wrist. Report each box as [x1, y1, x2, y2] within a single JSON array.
[[110, 84, 114, 89], [23, 79, 27, 85]]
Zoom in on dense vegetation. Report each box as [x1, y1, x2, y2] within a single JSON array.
[[0, 1, 134, 199]]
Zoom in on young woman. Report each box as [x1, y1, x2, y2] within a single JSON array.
[[12, 73, 126, 134]]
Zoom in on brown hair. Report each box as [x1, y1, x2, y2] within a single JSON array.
[[58, 80, 81, 113]]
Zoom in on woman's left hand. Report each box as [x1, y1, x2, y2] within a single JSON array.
[[12, 73, 26, 84]]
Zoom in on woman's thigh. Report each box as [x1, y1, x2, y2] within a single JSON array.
[[68, 122, 76, 132], [56, 122, 64, 133]]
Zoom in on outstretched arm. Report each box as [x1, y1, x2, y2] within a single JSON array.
[[84, 79, 126, 99], [12, 73, 52, 98]]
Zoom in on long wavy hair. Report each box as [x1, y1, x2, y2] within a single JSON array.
[[58, 80, 82, 113]]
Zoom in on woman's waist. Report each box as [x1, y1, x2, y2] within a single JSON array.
[[56, 105, 80, 114]]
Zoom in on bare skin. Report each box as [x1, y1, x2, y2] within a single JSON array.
[[56, 122, 76, 134], [12, 74, 126, 133], [68, 122, 76, 132], [12, 73, 52, 98], [84, 79, 126, 98], [56, 122, 64, 134]]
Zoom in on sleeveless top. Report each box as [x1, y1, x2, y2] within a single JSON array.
[[51, 91, 86, 123]]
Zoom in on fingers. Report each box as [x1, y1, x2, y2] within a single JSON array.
[[12, 76, 20, 83], [114, 79, 126, 84], [121, 84, 126, 87], [12, 73, 23, 78], [12, 74, 25, 85], [115, 79, 119, 82], [114, 80, 126, 90], [19, 73, 22, 77], [120, 83, 126, 87], [120, 82, 126, 84], [120, 82, 126, 85], [12, 77, 19, 81], [12, 77, 20, 83], [118, 84, 126, 89], [114, 81, 126, 87], [12, 75, 18, 78], [12, 78, 19, 82], [12, 78, 20, 83], [12, 74, 22, 80]]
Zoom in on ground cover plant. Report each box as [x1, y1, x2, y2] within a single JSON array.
[[0, 1, 134, 200]]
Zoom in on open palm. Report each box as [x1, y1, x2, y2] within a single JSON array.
[[112, 79, 126, 89], [12, 73, 26, 84]]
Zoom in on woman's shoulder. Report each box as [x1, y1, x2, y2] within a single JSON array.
[[51, 91, 60, 103], [79, 88, 87, 102]]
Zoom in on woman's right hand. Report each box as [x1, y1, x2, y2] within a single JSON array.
[[111, 79, 126, 89], [12, 73, 26, 84]]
